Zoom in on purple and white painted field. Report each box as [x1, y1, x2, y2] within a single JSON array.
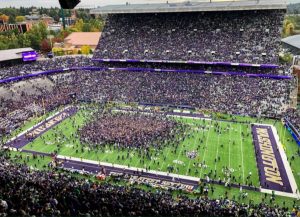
[[252, 124, 292, 193], [5, 107, 77, 150]]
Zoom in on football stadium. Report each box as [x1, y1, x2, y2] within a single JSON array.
[[0, 0, 300, 216]]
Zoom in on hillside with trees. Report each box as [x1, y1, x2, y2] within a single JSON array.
[[0, 7, 104, 52]]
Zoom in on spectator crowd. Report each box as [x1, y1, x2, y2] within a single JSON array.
[[285, 109, 300, 134], [0, 56, 93, 80], [64, 69, 295, 117], [0, 150, 299, 217], [0, 6, 299, 216], [95, 10, 284, 66], [0, 64, 297, 135]]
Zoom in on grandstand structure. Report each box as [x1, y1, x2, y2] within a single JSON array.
[[0, 47, 35, 67], [91, 0, 290, 68], [90, 0, 297, 107], [90, 0, 286, 14], [1, 1, 300, 215], [92, 0, 300, 142]]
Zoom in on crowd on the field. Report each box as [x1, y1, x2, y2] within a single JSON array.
[[95, 10, 284, 66], [0, 151, 299, 217], [79, 111, 179, 149], [0, 56, 93, 80], [0, 6, 300, 217]]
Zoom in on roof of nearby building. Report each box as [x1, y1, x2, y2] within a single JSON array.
[[25, 15, 40, 20], [64, 32, 101, 47], [90, 0, 286, 14], [0, 47, 34, 62], [282, 34, 300, 50]]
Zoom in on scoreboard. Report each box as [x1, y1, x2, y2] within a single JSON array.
[[22, 51, 37, 62]]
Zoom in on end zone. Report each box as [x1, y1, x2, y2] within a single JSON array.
[[252, 123, 299, 198]]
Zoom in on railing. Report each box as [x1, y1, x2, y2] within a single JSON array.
[[0, 66, 292, 85], [92, 58, 279, 68], [284, 118, 300, 146]]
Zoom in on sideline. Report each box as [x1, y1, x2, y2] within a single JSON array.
[[4, 108, 299, 198], [253, 123, 299, 199]]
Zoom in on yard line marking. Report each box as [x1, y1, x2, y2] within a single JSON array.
[[229, 123, 231, 169], [185, 126, 200, 176], [239, 125, 245, 183], [212, 151, 241, 156], [167, 119, 191, 175], [159, 119, 187, 171], [173, 132, 189, 175], [130, 148, 143, 169], [214, 123, 220, 171], [200, 119, 212, 178], [158, 146, 171, 171], [145, 147, 157, 170]]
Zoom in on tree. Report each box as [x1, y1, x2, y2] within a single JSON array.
[[26, 25, 42, 50], [82, 23, 92, 32], [59, 29, 71, 39], [7, 33, 19, 49], [81, 45, 91, 55], [73, 19, 84, 32], [38, 22, 48, 39], [0, 39, 8, 50], [49, 7, 60, 22], [90, 18, 104, 32], [25, 22, 49, 50], [52, 37, 63, 44], [283, 19, 295, 37], [15, 16, 25, 23], [40, 39, 52, 52], [279, 53, 293, 64], [0, 14, 9, 23], [19, 7, 28, 16], [17, 34, 31, 48], [76, 9, 91, 21], [286, 23, 295, 36]]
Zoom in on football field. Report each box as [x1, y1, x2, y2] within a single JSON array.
[[22, 105, 260, 187]]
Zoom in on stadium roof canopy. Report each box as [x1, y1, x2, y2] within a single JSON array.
[[282, 35, 300, 50], [0, 47, 34, 62], [90, 0, 286, 14]]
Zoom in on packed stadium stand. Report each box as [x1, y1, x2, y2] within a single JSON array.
[[0, 0, 300, 216], [0, 66, 295, 125], [0, 56, 93, 79], [0, 148, 297, 216], [94, 10, 284, 65]]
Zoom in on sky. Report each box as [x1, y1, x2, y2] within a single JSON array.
[[0, 0, 299, 8]]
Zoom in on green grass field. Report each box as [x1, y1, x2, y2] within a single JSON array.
[[23, 105, 261, 187], [6, 103, 300, 208]]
